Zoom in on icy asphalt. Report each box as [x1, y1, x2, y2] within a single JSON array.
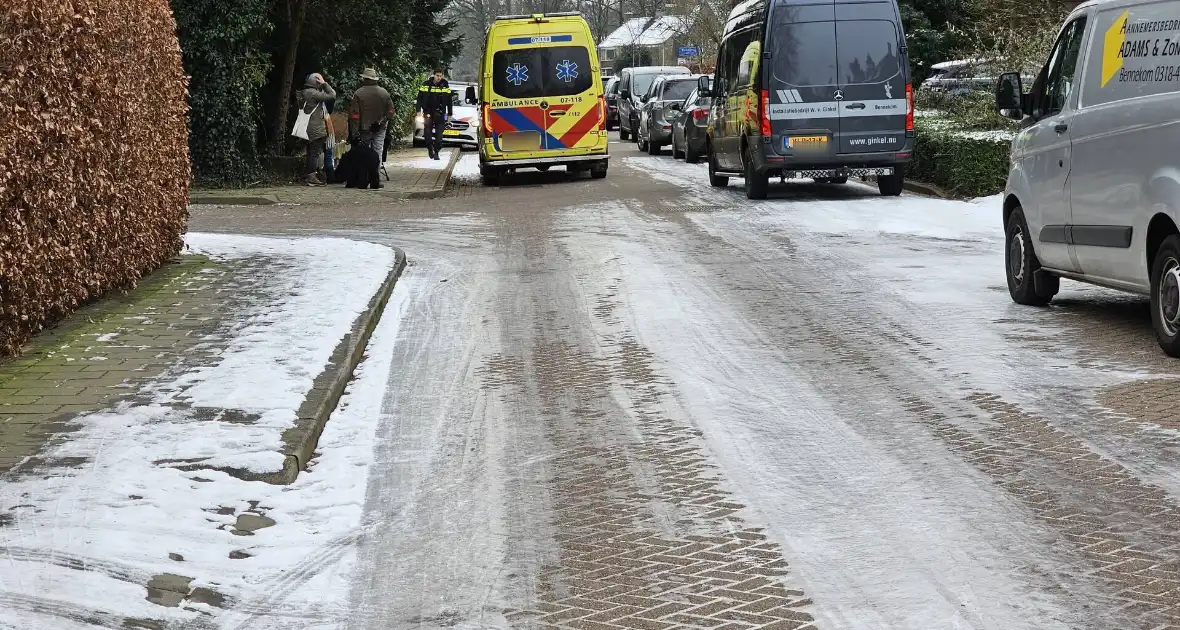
[[90, 142, 1180, 628]]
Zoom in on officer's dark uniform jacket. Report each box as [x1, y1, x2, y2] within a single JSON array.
[[417, 79, 454, 116]]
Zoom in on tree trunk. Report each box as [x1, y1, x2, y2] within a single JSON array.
[[271, 0, 308, 155]]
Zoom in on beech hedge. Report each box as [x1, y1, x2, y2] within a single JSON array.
[[0, 2, 190, 355]]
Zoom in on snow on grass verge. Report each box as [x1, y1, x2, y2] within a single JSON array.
[[395, 148, 455, 170], [0, 235, 408, 628], [451, 153, 481, 185]]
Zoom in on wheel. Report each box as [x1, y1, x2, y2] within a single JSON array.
[[1005, 206, 1058, 306], [480, 162, 502, 186], [878, 171, 904, 196], [638, 132, 648, 152], [685, 140, 700, 164], [708, 146, 728, 188], [831, 176, 848, 184], [1151, 235, 1180, 356], [647, 131, 660, 155], [590, 161, 608, 179], [619, 126, 630, 141], [672, 135, 684, 159], [814, 177, 832, 184], [744, 144, 768, 200], [536, 165, 550, 172]]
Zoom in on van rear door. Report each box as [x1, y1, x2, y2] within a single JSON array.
[[767, 3, 840, 158], [833, 1, 907, 154], [537, 44, 597, 151]]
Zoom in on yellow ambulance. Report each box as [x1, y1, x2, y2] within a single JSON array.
[[477, 12, 609, 185]]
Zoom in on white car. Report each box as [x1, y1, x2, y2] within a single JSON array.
[[414, 82, 479, 148]]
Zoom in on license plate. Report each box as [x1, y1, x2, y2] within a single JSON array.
[[443, 130, 461, 136], [787, 135, 828, 150]]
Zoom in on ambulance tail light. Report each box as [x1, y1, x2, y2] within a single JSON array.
[[760, 89, 771, 137], [905, 83, 914, 132], [483, 103, 492, 134]]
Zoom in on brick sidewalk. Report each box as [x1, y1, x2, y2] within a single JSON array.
[[0, 256, 246, 475], [188, 147, 461, 206]]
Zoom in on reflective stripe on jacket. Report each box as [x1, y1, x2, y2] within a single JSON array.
[[416, 79, 453, 116]]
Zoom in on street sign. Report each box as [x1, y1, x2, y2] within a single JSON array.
[[678, 46, 700, 57]]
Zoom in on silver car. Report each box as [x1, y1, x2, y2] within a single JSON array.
[[996, 0, 1180, 356], [636, 75, 702, 155], [414, 82, 479, 147]]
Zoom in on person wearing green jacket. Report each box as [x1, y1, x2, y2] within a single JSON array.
[[296, 72, 336, 186]]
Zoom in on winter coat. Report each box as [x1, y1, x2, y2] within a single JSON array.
[[416, 78, 453, 116], [350, 84, 396, 135], [297, 83, 336, 142]]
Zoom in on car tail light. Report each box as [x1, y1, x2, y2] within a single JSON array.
[[692, 108, 708, 121], [760, 89, 771, 137], [905, 83, 914, 132], [483, 104, 492, 134]]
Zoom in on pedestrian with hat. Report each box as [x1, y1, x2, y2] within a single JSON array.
[[416, 68, 453, 160], [349, 67, 397, 181], [296, 72, 336, 186]]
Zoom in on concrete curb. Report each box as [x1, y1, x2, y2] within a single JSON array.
[[188, 194, 278, 206], [402, 148, 462, 200], [856, 176, 951, 199], [262, 247, 407, 485]]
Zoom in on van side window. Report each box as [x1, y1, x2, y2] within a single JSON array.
[[714, 43, 729, 93], [1039, 17, 1088, 116], [734, 32, 761, 89]]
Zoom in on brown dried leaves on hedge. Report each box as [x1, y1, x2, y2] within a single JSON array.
[[0, 2, 190, 355]]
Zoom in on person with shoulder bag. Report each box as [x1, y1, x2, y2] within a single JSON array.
[[294, 72, 336, 186]]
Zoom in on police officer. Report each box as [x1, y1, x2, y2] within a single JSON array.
[[416, 68, 454, 160]]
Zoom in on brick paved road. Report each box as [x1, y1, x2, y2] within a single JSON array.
[[189, 141, 1180, 629]]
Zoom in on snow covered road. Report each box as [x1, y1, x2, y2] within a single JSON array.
[[186, 144, 1180, 628]]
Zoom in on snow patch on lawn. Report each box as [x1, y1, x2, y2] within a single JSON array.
[[0, 235, 409, 628]]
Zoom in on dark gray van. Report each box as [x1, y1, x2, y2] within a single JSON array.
[[699, 0, 914, 199]]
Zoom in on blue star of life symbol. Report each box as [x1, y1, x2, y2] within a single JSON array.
[[506, 63, 529, 86], [556, 59, 579, 83]]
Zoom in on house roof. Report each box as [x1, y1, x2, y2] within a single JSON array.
[[599, 15, 687, 49], [599, 18, 651, 49]]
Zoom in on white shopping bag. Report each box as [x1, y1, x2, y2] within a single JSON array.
[[291, 103, 320, 140]]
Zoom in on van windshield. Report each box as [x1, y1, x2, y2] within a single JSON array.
[[836, 20, 901, 85], [770, 18, 837, 88], [492, 46, 593, 99], [632, 73, 662, 98]]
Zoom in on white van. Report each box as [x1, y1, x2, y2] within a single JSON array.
[[996, 0, 1180, 356]]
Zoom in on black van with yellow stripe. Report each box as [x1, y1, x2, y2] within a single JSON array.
[[700, 0, 914, 199]]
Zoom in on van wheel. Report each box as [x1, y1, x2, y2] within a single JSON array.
[[672, 136, 684, 159], [744, 145, 768, 200], [1005, 206, 1057, 306], [480, 163, 502, 186], [708, 147, 728, 188], [831, 176, 848, 184], [685, 141, 700, 164], [536, 165, 551, 172], [619, 126, 630, 141], [1150, 235, 1180, 357], [878, 171, 904, 196], [590, 161, 608, 179]]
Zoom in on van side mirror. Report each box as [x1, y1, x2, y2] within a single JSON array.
[[697, 75, 711, 97], [620, 88, 631, 99], [464, 86, 477, 105], [996, 72, 1024, 120]]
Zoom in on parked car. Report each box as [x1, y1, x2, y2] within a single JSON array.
[[670, 83, 712, 162], [413, 82, 479, 148], [702, 0, 912, 199], [637, 75, 702, 154], [616, 65, 691, 141], [604, 77, 621, 130], [601, 74, 618, 94], [994, 0, 1180, 357]]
